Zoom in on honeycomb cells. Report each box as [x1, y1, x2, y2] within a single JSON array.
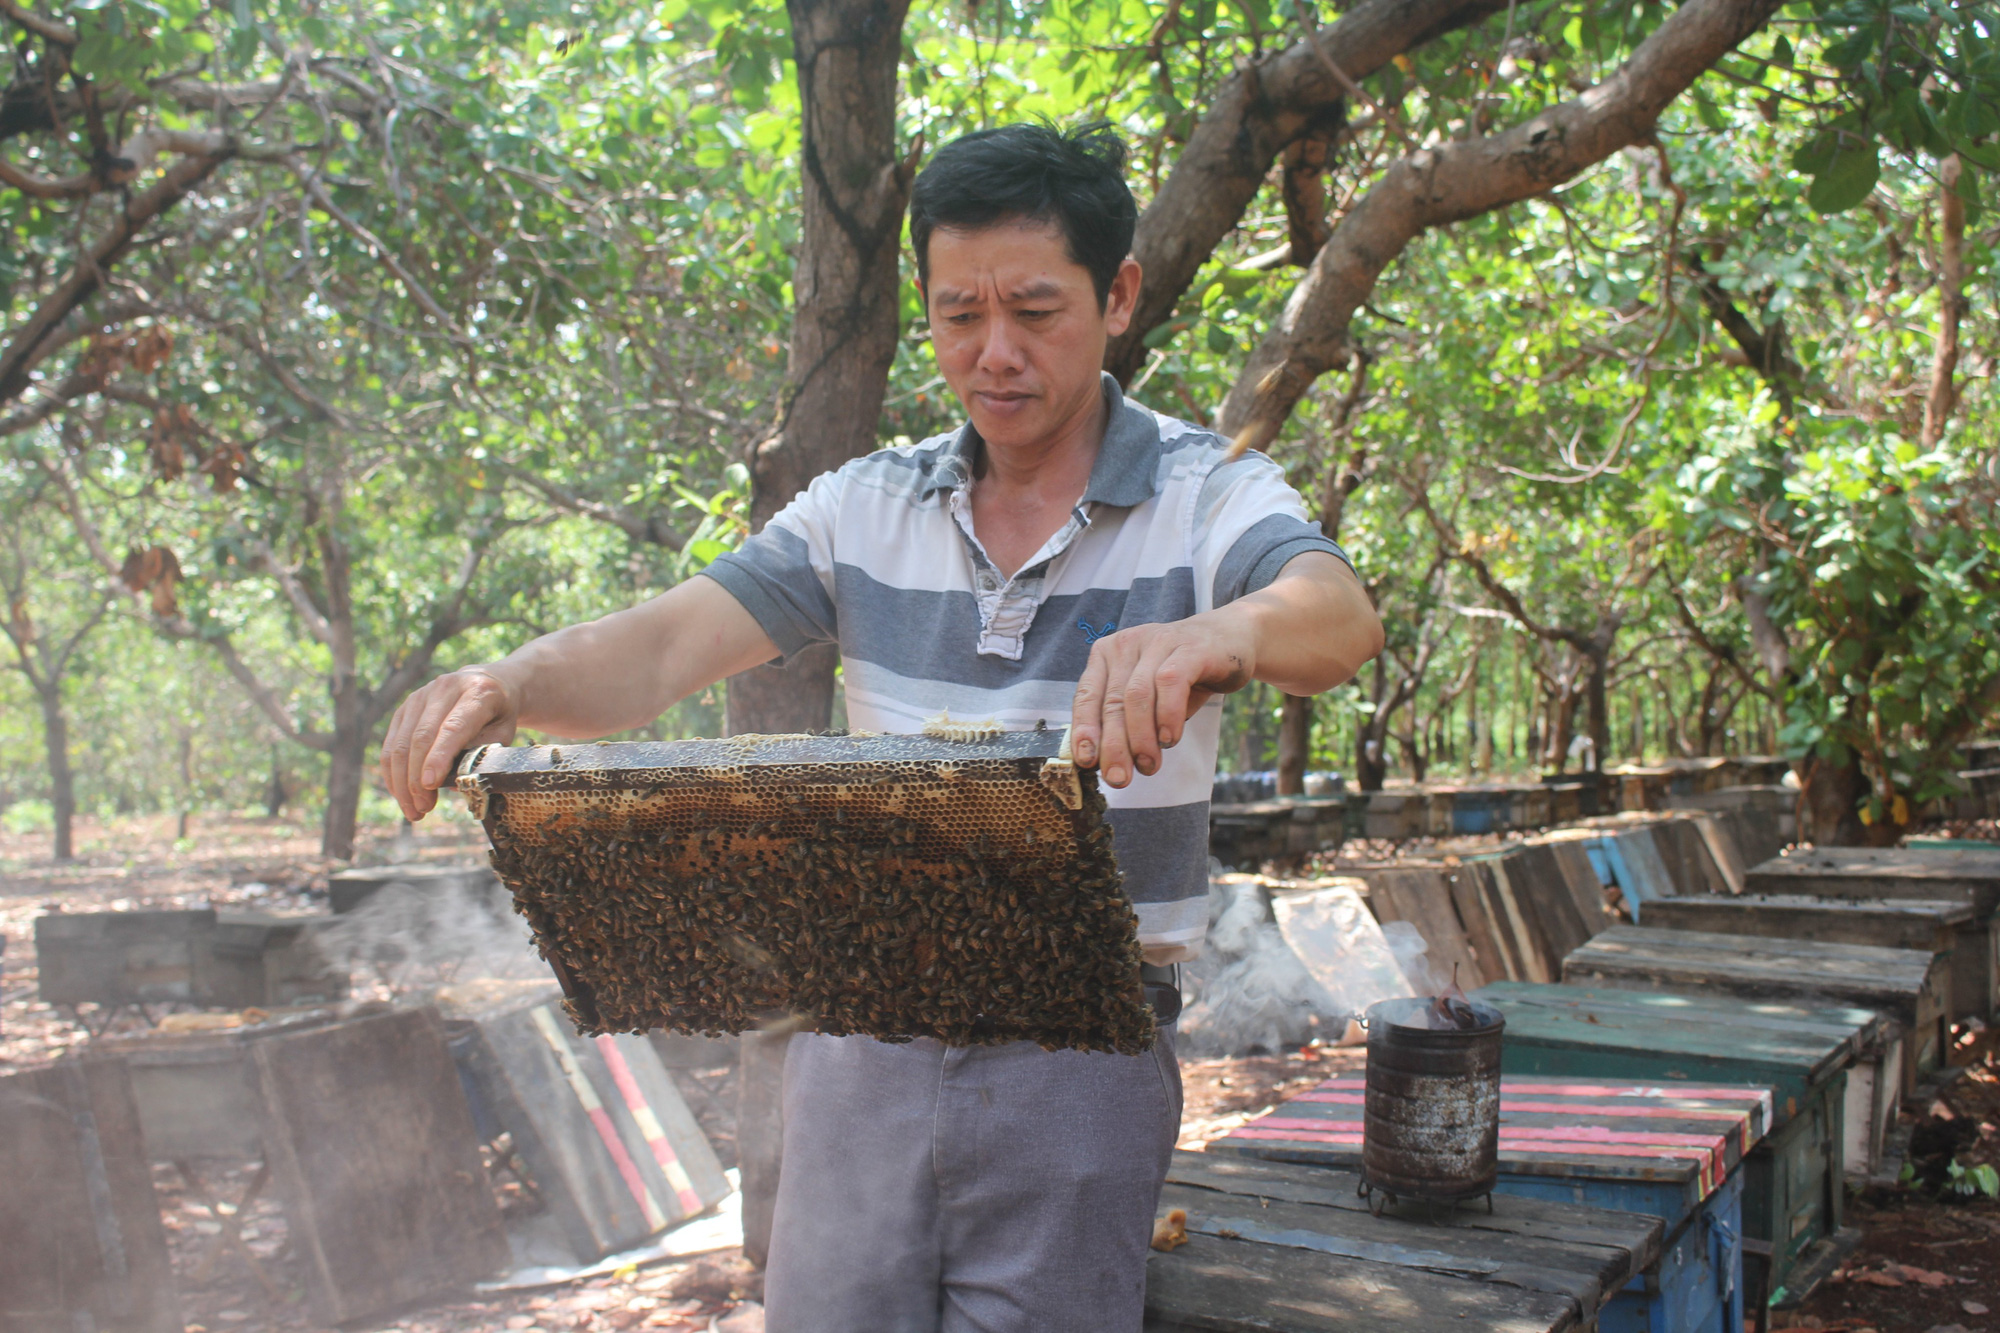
[[457, 733, 1155, 1054]]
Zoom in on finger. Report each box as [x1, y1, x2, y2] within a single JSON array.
[[425, 684, 506, 790], [380, 698, 417, 821], [1118, 642, 1178, 778], [404, 685, 466, 802], [1152, 648, 1198, 751], [1096, 640, 1143, 788], [1070, 644, 1112, 770]]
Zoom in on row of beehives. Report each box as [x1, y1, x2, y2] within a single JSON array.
[[1209, 767, 1801, 866], [1273, 836, 2000, 1325], [0, 978, 736, 1333], [1214, 758, 2000, 869]]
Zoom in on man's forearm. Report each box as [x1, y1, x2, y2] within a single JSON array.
[[1233, 552, 1383, 696], [483, 576, 778, 739]]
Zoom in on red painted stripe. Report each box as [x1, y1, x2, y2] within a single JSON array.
[[595, 1037, 703, 1217], [1223, 1127, 1716, 1189], [1293, 1090, 1747, 1124], [584, 1102, 661, 1221]]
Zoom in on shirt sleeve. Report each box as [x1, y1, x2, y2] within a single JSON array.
[[699, 468, 845, 660], [1192, 451, 1355, 611]]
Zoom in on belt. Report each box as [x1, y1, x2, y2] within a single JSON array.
[[1140, 962, 1182, 1025]]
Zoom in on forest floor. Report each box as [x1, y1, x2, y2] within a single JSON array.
[[2, 814, 1997, 1333]]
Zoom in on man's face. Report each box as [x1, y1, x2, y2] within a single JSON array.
[[923, 218, 1139, 452]]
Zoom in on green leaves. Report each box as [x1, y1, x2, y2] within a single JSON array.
[[1807, 140, 1880, 213]]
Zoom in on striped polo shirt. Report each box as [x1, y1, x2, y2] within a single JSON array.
[[703, 374, 1348, 963]]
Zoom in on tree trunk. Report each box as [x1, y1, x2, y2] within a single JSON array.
[[323, 685, 367, 861], [37, 684, 75, 863], [1583, 651, 1610, 774], [1796, 748, 1878, 847], [1921, 155, 1966, 449], [727, 0, 913, 745], [730, 0, 913, 1273], [1545, 684, 1578, 776], [1275, 694, 1312, 794]]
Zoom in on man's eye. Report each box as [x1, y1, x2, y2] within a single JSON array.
[[948, 313, 979, 324], [1019, 309, 1054, 319]]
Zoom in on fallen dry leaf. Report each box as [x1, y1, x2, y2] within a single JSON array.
[[1963, 1300, 1989, 1315], [1150, 1208, 1189, 1252]]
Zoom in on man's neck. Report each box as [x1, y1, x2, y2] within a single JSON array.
[[973, 382, 1106, 505], [966, 384, 1109, 579]]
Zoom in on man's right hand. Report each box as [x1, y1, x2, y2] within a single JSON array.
[[379, 667, 522, 821]]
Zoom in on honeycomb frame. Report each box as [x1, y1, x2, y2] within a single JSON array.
[[456, 731, 1155, 1054]]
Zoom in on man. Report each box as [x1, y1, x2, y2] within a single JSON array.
[[382, 122, 1382, 1331]]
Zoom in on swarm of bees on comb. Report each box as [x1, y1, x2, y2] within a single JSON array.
[[455, 730, 1156, 1054]]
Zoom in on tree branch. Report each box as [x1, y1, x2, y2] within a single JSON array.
[[495, 461, 688, 550], [0, 141, 235, 406], [1921, 154, 1966, 448], [282, 153, 469, 343], [1105, 0, 1508, 382], [1219, 0, 1783, 449], [0, 0, 75, 45], [0, 126, 231, 198]]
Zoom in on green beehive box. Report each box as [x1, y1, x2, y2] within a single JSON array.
[[1474, 981, 1868, 1314]]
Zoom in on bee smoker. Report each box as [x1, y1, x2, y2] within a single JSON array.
[[1357, 996, 1505, 1215]]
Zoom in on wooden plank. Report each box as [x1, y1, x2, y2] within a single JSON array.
[[1157, 1184, 1614, 1311], [1542, 838, 1616, 937], [1146, 1150, 1661, 1333], [1484, 858, 1561, 983], [1495, 845, 1595, 963], [253, 1008, 508, 1324], [1560, 925, 1947, 1087], [0, 1059, 184, 1333], [1146, 1231, 1581, 1333], [1640, 895, 1968, 952], [1168, 1154, 1661, 1261], [1442, 864, 1519, 985], [1689, 814, 1748, 893], [34, 909, 216, 1007], [1355, 868, 1488, 989], [1564, 925, 1939, 1008], [1744, 848, 2000, 914]]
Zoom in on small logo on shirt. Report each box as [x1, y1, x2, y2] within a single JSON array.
[[1078, 619, 1117, 645]]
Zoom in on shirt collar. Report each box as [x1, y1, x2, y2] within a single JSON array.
[[920, 373, 1163, 508]]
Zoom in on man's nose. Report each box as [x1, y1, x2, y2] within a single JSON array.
[[976, 317, 1027, 375]]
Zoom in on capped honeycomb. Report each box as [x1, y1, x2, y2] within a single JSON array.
[[455, 730, 1154, 1054]]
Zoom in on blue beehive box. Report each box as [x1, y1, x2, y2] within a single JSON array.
[[1212, 1074, 1768, 1333]]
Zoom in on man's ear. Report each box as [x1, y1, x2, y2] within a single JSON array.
[[1103, 256, 1143, 338]]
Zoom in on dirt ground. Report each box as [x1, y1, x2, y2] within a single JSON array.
[[5, 814, 1997, 1333]]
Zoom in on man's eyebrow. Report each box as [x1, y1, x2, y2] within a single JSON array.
[[931, 287, 977, 307], [1007, 279, 1064, 302]]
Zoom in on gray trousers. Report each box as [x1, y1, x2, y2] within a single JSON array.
[[762, 1026, 1182, 1333]]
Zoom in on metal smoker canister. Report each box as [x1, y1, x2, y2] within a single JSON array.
[[1360, 996, 1505, 1207]]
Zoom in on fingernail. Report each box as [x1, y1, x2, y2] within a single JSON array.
[[1158, 728, 1173, 746], [1106, 765, 1127, 786], [421, 768, 436, 788], [1137, 755, 1156, 776], [1076, 740, 1095, 764]]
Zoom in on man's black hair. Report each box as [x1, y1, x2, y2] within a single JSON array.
[[909, 121, 1137, 308]]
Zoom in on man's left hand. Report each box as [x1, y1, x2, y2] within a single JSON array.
[[1066, 551, 1383, 787], [1069, 616, 1254, 788]]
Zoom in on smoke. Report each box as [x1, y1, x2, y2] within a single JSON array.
[[315, 872, 545, 995], [1178, 877, 1342, 1057], [1177, 872, 1419, 1058]]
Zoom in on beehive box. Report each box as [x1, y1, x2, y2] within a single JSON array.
[[457, 731, 1154, 1053], [0, 1058, 184, 1333]]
